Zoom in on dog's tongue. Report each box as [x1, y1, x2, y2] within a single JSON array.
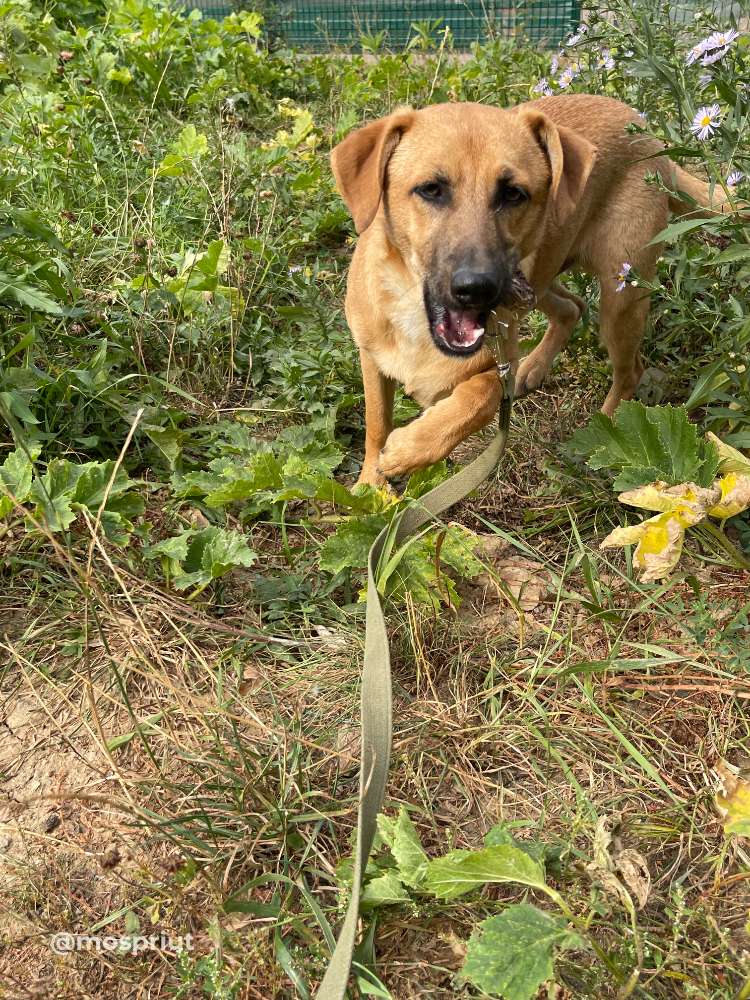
[[435, 309, 485, 348]]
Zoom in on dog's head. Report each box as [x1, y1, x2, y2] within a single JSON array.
[[331, 102, 596, 356]]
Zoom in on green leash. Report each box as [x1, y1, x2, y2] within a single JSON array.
[[315, 366, 515, 1000]]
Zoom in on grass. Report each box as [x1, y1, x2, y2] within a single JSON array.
[[2, 0, 750, 997]]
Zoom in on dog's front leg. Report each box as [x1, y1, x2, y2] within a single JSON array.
[[358, 348, 396, 486], [377, 364, 503, 480]]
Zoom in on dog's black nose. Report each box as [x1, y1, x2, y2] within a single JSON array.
[[450, 268, 501, 307]]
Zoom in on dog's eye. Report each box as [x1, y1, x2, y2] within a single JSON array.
[[414, 180, 449, 204], [496, 182, 528, 209]]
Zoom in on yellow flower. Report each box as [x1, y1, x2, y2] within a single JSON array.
[[616, 480, 719, 516], [601, 506, 704, 583], [708, 472, 750, 520]]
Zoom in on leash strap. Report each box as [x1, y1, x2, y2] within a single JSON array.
[[315, 367, 515, 1000]]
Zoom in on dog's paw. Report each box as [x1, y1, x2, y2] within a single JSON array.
[[356, 464, 389, 489], [516, 350, 553, 397], [377, 425, 436, 479]]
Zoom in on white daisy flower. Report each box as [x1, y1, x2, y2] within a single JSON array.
[[686, 38, 711, 65], [690, 103, 722, 140], [707, 28, 739, 48], [702, 44, 731, 66]]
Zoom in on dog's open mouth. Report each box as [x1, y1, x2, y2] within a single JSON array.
[[426, 269, 536, 357], [432, 306, 487, 354]]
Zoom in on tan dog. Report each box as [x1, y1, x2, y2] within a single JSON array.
[[331, 95, 730, 486]]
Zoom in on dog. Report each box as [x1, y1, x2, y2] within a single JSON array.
[[330, 94, 734, 486]]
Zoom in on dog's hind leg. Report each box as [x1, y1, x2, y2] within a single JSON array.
[[515, 281, 585, 397], [597, 280, 650, 417]]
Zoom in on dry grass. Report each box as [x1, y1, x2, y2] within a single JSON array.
[[2, 364, 750, 999]]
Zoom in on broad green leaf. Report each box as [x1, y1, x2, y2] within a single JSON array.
[[484, 824, 548, 866], [462, 904, 585, 1000], [144, 427, 184, 469], [146, 531, 192, 563], [155, 527, 257, 591], [569, 402, 719, 489], [157, 125, 208, 177], [711, 244, 750, 265], [0, 447, 35, 518], [319, 515, 386, 575], [360, 870, 409, 910], [387, 808, 429, 889], [198, 526, 256, 578], [425, 844, 547, 900], [107, 66, 133, 84], [0, 270, 63, 314], [29, 459, 88, 532]]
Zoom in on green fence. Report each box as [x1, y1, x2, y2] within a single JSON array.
[[186, 1, 582, 49]]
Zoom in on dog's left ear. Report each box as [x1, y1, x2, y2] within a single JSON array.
[[520, 110, 597, 226], [331, 109, 415, 234]]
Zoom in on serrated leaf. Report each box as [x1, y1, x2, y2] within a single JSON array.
[[425, 844, 547, 900], [388, 808, 429, 889], [319, 515, 386, 575], [360, 870, 410, 910], [157, 125, 208, 176], [570, 402, 719, 489], [29, 459, 88, 532], [0, 447, 35, 518], [462, 904, 585, 1000], [0, 270, 63, 314], [169, 527, 256, 591]]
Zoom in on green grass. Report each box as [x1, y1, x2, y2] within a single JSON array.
[[2, 0, 750, 997]]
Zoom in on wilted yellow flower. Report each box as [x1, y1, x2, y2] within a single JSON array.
[[617, 480, 720, 516], [708, 472, 750, 521], [600, 503, 705, 583], [715, 761, 750, 837]]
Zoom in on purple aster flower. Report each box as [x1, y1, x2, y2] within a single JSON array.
[[550, 53, 560, 74], [567, 23, 587, 45], [727, 170, 745, 188], [690, 103, 722, 140], [597, 48, 615, 70], [556, 64, 580, 89], [623, 49, 634, 58], [615, 262, 632, 292], [533, 78, 553, 96], [698, 72, 713, 89]]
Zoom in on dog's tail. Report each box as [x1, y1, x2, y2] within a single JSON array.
[[667, 163, 747, 218]]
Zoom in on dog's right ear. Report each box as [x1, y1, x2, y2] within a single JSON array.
[[330, 110, 414, 234]]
